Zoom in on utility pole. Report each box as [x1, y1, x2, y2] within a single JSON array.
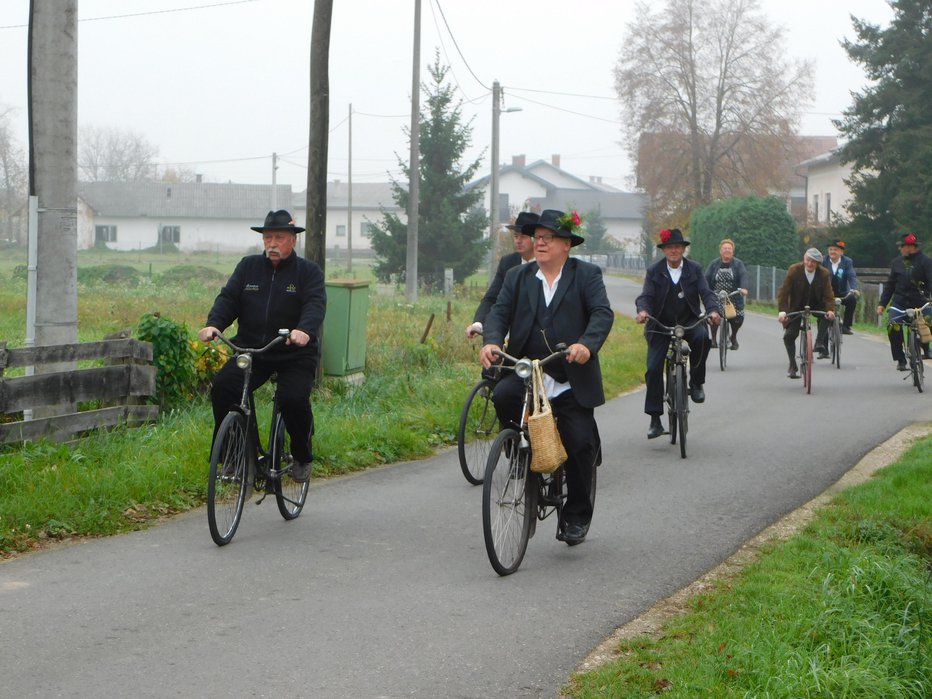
[[405, 0, 421, 303], [488, 80, 521, 279], [306, 0, 332, 272], [271, 152, 278, 210], [28, 0, 78, 417], [346, 103, 353, 274]]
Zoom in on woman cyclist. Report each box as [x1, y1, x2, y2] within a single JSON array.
[[704, 238, 749, 350]]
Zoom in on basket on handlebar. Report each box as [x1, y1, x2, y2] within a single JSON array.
[[723, 296, 737, 319], [527, 359, 567, 474]]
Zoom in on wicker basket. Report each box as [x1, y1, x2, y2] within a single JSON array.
[[527, 360, 566, 474]]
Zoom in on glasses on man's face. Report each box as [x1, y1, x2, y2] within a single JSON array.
[[535, 234, 556, 244]]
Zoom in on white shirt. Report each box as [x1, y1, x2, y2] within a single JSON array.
[[805, 269, 816, 284], [667, 264, 683, 284], [535, 265, 571, 399]]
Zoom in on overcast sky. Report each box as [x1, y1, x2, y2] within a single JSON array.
[[0, 0, 895, 194]]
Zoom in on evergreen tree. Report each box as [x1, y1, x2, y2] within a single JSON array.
[[836, 1, 932, 263], [581, 208, 619, 253], [369, 53, 488, 285]]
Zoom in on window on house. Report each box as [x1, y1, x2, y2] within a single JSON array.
[[360, 222, 373, 238], [812, 195, 819, 224], [336, 224, 346, 237], [160, 225, 180, 244], [825, 193, 832, 222], [95, 225, 117, 243]]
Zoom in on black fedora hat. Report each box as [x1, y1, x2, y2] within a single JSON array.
[[896, 232, 920, 247], [522, 208, 585, 246], [827, 238, 846, 250], [505, 211, 539, 232], [251, 209, 305, 234], [656, 228, 690, 248]]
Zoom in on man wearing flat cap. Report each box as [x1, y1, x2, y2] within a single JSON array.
[[199, 209, 326, 483], [481, 209, 613, 546], [466, 210, 538, 338], [877, 232, 932, 368], [636, 228, 721, 440], [777, 248, 835, 379]]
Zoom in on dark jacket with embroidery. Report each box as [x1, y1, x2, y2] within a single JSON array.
[[879, 251, 932, 309], [636, 257, 720, 326], [206, 252, 326, 356]]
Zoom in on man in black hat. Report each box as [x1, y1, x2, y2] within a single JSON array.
[[480, 209, 613, 546], [199, 210, 326, 482], [466, 211, 538, 338], [821, 239, 860, 339], [636, 229, 721, 439], [877, 232, 932, 368]]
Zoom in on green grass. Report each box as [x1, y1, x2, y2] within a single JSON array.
[[0, 251, 646, 554], [565, 435, 932, 698]]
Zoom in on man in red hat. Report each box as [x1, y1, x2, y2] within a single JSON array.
[[877, 232, 932, 368], [199, 209, 326, 482], [636, 229, 721, 439]]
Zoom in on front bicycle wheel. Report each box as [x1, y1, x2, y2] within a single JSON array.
[[801, 326, 813, 394], [457, 379, 497, 485], [272, 413, 309, 520], [482, 429, 534, 576], [718, 319, 728, 371], [666, 360, 677, 445], [207, 412, 250, 546], [675, 364, 688, 459], [831, 317, 842, 369], [909, 328, 925, 392]]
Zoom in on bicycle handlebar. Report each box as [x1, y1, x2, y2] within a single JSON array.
[[783, 307, 829, 319], [888, 302, 932, 315], [644, 314, 709, 335], [210, 329, 290, 355], [491, 346, 569, 373]]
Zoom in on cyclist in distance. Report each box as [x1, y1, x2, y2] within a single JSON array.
[[822, 238, 860, 336], [704, 238, 749, 350], [465, 211, 538, 339], [480, 209, 614, 546], [636, 228, 721, 440], [776, 248, 835, 378], [198, 209, 326, 483], [876, 232, 932, 369]]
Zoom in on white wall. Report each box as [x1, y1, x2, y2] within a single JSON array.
[[807, 160, 856, 224]]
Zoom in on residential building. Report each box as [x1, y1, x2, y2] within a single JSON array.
[[794, 147, 857, 226]]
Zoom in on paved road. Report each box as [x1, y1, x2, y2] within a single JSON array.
[[3, 277, 930, 698]]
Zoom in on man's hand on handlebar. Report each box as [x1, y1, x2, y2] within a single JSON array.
[[708, 311, 722, 326], [287, 329, 310, 347], [198, 326, 220, 342], [566, 343, 590, 364], [636, 310, 649, 324], [465, 321, 483, 339], [479, 344, 501, 369]]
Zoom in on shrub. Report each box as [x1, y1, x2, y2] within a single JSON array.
[[136, 312, 198, 410], [691, 196, 799, 269]]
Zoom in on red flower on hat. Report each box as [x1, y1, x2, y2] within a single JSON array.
[[572, 210, 581, 226], [659, 229, 672, 244], [556, 209, 583, 233], [905, 233, 918, 245]]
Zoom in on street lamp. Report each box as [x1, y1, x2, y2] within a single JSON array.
[[489, 80, 522, 278]]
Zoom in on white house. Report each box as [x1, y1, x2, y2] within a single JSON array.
[[795, 147, 858, 226]]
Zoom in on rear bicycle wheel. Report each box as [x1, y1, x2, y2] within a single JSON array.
[[718, 319, 728, 370], [675, 364, 688, 459], [207, 412, 250, 546], [272, 413, 309, 520], [457, 379, 497, 485], [482, 429, 534, 576], [831, 317, 842, 369], [909, 328, 925, 392]]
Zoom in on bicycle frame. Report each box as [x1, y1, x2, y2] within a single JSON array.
[[784, 306, 828, 394], [888, 302, 931, 392], [715, 290, 742, 371]]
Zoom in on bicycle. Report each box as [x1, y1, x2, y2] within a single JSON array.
[[480, 346, 598, 576], [456, 370, 499, 485], [206, 329, 310, 546], [646, 314, 708, 459], [825, 290, 856, 370], [713, 289, 742, 371], [784, 306, 828, 394], [888, 302, 931, 393]]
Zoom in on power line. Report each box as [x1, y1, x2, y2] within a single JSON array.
[[0, 0, 258, 29], [509, 93, 622, 125], [431, 0, 490, 92]]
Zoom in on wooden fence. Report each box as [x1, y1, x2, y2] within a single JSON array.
[[0, 338, 158, 445]]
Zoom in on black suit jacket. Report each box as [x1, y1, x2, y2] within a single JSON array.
[[484, 258, 614, 408], [636, 257, 720, 324], [473, 252, 522, 323]]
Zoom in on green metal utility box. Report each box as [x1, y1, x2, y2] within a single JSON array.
[[322, 279, 369, 376]]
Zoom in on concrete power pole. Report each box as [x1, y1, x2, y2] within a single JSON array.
[[28, 0, 78, 414], [405, 0, 421, 303], [306, 0, 333, 272]]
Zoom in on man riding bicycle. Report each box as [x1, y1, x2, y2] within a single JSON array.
[[876, 232, 932, 370], [198, 210, 326, 482], [776, 248, 835, 378], [822, 239, 860, 336]]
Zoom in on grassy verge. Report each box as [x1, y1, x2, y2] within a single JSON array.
[[0, 257, 646, 555], [565, 434, 932, 698]]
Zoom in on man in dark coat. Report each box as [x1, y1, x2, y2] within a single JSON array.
[[877, 232, 932, 368], [481, 209, 614, 546], [636, 229, 721, 439], [466, 211, 538, 338], [822, 238, 860, 336], [199, 210, 326, 482], [776, 248, 835, 379]]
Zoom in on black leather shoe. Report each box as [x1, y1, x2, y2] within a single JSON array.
[[787, 364, 800, 379], [841, 326, 853, 335], [730, 339, 739, 350], [817, 350, 830, 360], [563, 522, 587, 546], [689, 385, 705, 403], [897, 360, 909, 371], [924, 348, 932, 360], [647, 417, 665, 439], [709, 338, 718, 349]]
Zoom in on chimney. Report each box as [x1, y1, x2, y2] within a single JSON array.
[[551, 154, 561, 168], [512, 154, 526, 168]]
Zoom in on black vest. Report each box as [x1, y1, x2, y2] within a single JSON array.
[[525, 289, 568, 383], [660, 277, 691, 326]]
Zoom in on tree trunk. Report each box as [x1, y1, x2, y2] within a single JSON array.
[[305, 0, 332, 273], [28, 0, 78, 416]]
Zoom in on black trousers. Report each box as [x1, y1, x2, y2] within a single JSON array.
[[644, 325, 709, 416], [491, 372, 598, 526], [209, 353, 316, 463]]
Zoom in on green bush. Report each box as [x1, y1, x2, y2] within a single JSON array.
[[691, 196, 799, 269], [136, 312, 198, 410], [77, 264, 141, 286]]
